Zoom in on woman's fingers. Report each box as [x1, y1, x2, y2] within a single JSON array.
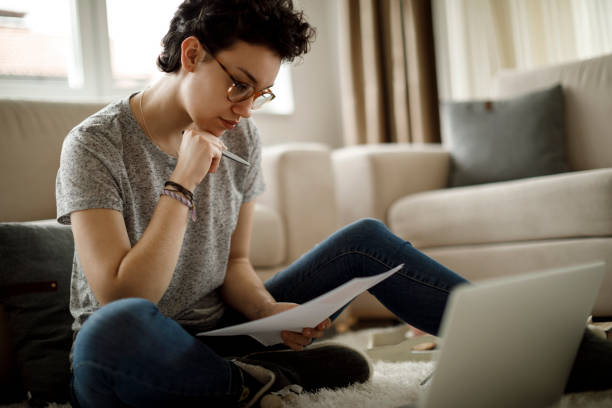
[[193, 130, 225, 174], [208, 149, 222, 173], [174, 128, 226, 183], [316, 318, 331, 331], [279, 316, 334, 350], [302, 327, 324, 339], [281, 330, 313, 351], [209, 157, 219, 173]]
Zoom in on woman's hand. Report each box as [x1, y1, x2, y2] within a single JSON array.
[[261, 302, 332, 351], [170, 128, 227, 191]]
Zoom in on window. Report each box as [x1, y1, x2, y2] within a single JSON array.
[[0, 0, 294, 114], [105, 0, 181, 88], [0, 0, 72, 80]]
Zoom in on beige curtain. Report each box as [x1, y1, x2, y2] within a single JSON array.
[[337, 0, 441, 145], [434, 0, 612, 100]]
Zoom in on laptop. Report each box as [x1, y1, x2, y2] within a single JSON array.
[[406, 261, 605, 408]]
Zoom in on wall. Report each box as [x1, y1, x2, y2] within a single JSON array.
[[254, 0, 344, 148]]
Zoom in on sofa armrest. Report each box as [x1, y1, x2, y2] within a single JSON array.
[[251, 203, 286, 268], [259, 143, 339, 264], [332, 144, 450, 225]]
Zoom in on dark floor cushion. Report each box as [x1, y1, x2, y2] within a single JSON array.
[[0, 220, 75, 405], [441, 84, 570, 187]]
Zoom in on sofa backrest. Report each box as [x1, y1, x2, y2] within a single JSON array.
[[0, 100, 105, 222], [494, 53, 612, 171], [260, 143, 339, 264]]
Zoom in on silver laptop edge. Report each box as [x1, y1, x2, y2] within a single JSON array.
[[419, 261, 605, 408]]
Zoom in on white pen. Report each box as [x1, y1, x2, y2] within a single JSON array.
[[222, 150, 250, 166]]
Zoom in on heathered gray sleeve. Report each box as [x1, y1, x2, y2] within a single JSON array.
[[56, 128, 123, 225]]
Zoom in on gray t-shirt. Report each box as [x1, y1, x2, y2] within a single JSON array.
[[56, 95, 265, 333]]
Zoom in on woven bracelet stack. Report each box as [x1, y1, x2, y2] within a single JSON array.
[[160, 181, 197, 221]]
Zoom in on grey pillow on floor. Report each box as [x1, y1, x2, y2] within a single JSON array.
[[441, 84, 570, 187], [0, 220, 74, 405]]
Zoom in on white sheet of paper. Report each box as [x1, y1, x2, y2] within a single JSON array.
[[197, 264, 403, 346]]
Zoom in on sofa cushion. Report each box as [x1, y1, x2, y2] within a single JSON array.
[[441, 84, 570, 187], [251, 203, 286, 267], [0, 220, 74, 404], [423, 238, 612, 317], [389, 169, 612, 248], [495, 53, 612, 171]]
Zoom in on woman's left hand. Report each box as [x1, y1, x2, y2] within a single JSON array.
[[261, 302, 332, 351]]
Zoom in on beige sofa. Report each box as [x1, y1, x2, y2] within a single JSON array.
[[333, 53, 612, 319], [0, 99, 339, 279]]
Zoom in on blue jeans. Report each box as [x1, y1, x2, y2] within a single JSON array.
[[71, 218, 468, 407]]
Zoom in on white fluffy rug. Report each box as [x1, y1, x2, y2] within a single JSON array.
[[286, 327, 612, 408], [278, 359, 432, 407], [285, 359, 612, 408], [4, 327, 612, 408]]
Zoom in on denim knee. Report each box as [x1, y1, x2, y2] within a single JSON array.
[[341, 218, 401, 244], [345, 218, 387, 235], [73, 298, 157, 364]]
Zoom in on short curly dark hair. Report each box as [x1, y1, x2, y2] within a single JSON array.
[[157, 0, 316, 73]]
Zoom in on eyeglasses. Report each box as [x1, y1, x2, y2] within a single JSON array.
[[212, 55, 276, 110]]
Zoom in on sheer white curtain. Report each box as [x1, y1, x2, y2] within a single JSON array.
[[433, 0, 612, 100]]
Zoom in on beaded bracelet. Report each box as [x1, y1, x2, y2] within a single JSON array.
[[160, 188, 197, 222]]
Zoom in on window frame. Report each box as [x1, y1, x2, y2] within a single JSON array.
[[0, 0, 115, 102], [0, 0, 294, 114]]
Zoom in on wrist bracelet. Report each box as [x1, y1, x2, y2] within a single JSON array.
[[164, 181, 194, 202], [160, 189, 197, 221]]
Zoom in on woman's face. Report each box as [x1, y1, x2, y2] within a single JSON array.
[[181, 39, 281, 137]]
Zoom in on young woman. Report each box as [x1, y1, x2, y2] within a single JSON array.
[[56, 1, 468, 406]]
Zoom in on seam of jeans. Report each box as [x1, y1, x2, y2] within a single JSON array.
[[317, 249, 453, 295], [72, 360, 234, 398]]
